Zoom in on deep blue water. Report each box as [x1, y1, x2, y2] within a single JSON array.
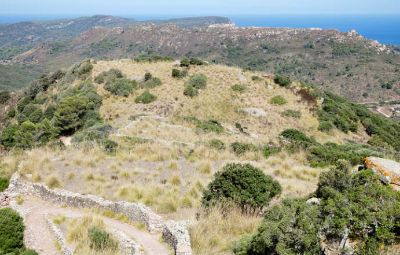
[[0, 14, 399, 45], [230, 15, 400, 45]]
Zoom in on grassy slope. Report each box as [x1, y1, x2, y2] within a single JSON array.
[[0, 60, 387, 254]]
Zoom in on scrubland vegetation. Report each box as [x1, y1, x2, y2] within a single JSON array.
[[0, 58, 399, 255]]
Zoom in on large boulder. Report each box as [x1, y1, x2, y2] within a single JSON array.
[[364, 157, 400, 186]]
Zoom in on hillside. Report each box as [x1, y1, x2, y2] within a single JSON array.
[[0, 58, 399, 254], [0, 16, 399, 105]]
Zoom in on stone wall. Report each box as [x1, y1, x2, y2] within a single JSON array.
[[5, 173, 192, 255], [46, 216, 73, 255]]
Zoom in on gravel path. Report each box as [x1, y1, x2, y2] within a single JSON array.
[[13, 196, 170, 255]]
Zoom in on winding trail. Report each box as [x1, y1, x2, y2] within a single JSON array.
[[13, 196, 170, 255]]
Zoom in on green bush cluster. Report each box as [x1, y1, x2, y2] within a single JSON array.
[[231, 84, 247, 93], [104, 78, 137, 97], [0, 208, 24, 254], [88, 227, 118, 251], [0, 176, 9, 192], [281, 109, 301, 118], [208, 139, 226, 150], [72, 124, 112, 144], [180, 57, 206, 67], [280, 129, 316, 148], [270, 95, 287, 105], [318, 91, 400, 150], [237, 165, 400, 255], [279, 128, 384, 167], [134, 54, 174, 63], [273, 75, 291, 87], [135, 90, 157, 104], [71, 60, 93, 80], [139, 73, 162, 89], [202, 163, 282, 213], [94, 68, 123, 84], [0, 91, 10, 104], [171, 68, 188, 78], [196, 120, 224, 133], [262, 145, 281, 159], [231, 142, 257, 156], [183, 74, 207, 97], [1, 75, 104, 149]]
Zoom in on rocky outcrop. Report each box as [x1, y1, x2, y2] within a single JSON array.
[[364, 156, 400, 186], [3, 173, 192, 255]]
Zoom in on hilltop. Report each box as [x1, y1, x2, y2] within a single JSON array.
[[0, 58, 399, 254], [0, 15, 399, 106]]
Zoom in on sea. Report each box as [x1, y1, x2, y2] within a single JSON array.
[[0, 14, 399, 45]]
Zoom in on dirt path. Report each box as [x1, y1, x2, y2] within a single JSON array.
[[13, 196, 170, 255]]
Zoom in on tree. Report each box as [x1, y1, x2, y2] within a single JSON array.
[[54, 95, 89, 133]]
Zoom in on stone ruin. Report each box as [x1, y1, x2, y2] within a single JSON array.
[[2, 172, 193, 255]]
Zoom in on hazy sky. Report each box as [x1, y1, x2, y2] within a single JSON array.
[[1, 0, 400, 16]]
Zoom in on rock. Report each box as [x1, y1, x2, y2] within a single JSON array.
[[364, 157, 400, 186], [242, 108, 266, 117], [239, 74, 247, 83], [306, 197, 320, 205]]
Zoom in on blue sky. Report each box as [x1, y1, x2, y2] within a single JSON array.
[[1, 0, 400, 16]]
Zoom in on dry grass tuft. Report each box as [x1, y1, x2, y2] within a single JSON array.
[[190, 206, 262, 255]]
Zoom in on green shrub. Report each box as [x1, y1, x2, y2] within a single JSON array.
[[262, 145, 281, 159], [240, 198, 322, 255], [0, 177, 9, 192], [94, 68, 123, 84], [0, 208, 25, 254], [197, 120, 224, 133], [171, 68, 188, 78], [189, 58, 206, 65], [318, 120, 334, 131], [103, 139, 118, 153], [140, 75, 162, 89], [208, 139, 226, 151], [280, 129, 316, 147], [72, 60, 93, 80], [6, 108, 16, 119], [202, 163, 281, 213], [16, 96, 32, 112], [0, 124, 18, 148], [231, 142, 257, 156], [134, 55, 174, 63], [281, 109, 301, 118], [104, 78, 137, 97], [135, 90, 157, 104], [144, 72, 152, 81], [88, 227, 118, 251], [180, 58, 205, 67], [72, 124, 112, 143], [20, 250, 39, 255], [238, 165, 400, 255], [307, 142, 382, 167], [231, 84, 247, 93], [317, 91, 400, 150], [317, 168, 400, 250], [21, 104, 43, 124], [274, 75, 291, 87], [180, 58, 190, 67], [0, 91, 10, 104], [183, 84, 199, 97], [186, 74, 207, 89], [270, 95, 287, 105], [251, 75, 262, 81]]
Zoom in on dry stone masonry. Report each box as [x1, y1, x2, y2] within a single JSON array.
[[3, 172, 193, 255]]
